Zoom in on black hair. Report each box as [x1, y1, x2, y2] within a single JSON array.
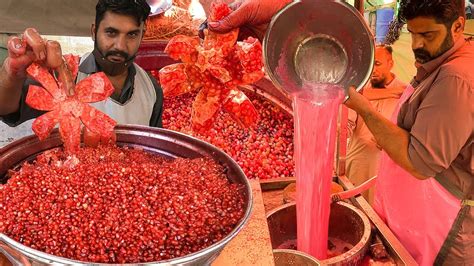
[[384, 0, 465, 45], [376, 44, 393, 55], [95, 0, 151, 28], [398, 0, 465, 25]]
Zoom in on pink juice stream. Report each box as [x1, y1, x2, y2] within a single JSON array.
[[292, 85, 344, 260]]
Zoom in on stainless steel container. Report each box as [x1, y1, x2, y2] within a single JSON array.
[[267, 202, 371, 266], [0, 125, 253, 266], [263, 0, 374, 96], [273, 249, 321, 266]]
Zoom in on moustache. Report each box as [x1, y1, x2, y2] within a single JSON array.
[[413, 48, 431, 63], [105, 50, 130, 60]]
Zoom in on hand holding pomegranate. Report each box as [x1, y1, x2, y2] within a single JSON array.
[[4, 28, 61, 78], [203, 0, 292, 40]]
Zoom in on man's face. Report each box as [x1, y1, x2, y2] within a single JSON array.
[[92, 11, 144, 64], [407, 16, 454, 66], [370, 47, 393, 88]]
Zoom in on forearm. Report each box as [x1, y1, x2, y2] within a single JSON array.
[[359, 107, 429, 180], [0, 59, 25, 115]]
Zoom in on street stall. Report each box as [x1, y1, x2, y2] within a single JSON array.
[[0, 0, 425, 265]]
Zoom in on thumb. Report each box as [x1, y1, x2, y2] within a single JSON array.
[[7, 36, 25, 58], [209, 5, 249, 33]]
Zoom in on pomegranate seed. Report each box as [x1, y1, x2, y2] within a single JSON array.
[[153, 87, 295, 180], [0, 145, 246, 263]]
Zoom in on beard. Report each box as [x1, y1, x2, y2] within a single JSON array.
[[370, 76, 387, 88], [92, 40, 136, 76], [413, 31, 454, 65]]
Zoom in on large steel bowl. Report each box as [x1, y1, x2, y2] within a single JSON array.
[[264, 0, 374, 96], [273, 249, 320, 266], [267, 202, 371, 266], [0, 125, 253, 265]]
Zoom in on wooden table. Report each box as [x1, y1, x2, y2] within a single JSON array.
[[213, 179, 275, 266]]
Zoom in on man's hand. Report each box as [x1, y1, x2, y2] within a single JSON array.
[[344, 86, 374, 115], [4, 28, 48, 78], [206, 0, 292, 39], [0, 28, 57, 115]]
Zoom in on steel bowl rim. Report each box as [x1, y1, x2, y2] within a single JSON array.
[[0, 126, 253, 265], [263, 0, 375, 95], [273, 248, 321, 265], [266, 201, 372, 264]]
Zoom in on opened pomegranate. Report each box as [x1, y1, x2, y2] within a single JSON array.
[[158, 1, 264, 132], [26, 47, 116, 153], [156, 89, 295, 179], [0, 146, 245, 263]]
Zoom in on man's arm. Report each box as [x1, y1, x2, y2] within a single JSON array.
[[0, 29, 48, 115], [147, 72, 164, 128], [347, 108, 358, 139], [0, 59, 26, 115], [345, 87, 429, 180]]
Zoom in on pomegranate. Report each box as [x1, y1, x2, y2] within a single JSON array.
[[156, 89, 295, 180], [26, 54, 116, 153], [158, 1, 264, 131]]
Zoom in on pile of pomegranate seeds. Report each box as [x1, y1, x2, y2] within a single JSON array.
[[161, 90, 295, 179], [0, 146, 245, 263]]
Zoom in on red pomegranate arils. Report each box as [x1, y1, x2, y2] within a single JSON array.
[[164, 35, 200, 63], [0, 146, 245, 263], [159, 89, 295, 180], [222, 89, 259, 127], [158, 1, 264, 131]]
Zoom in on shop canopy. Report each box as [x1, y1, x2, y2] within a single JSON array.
[[0, 0, 97, 36]]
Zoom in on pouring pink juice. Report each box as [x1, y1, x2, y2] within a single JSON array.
[[292, 84, 344, 259]]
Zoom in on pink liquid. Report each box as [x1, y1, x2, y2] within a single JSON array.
[[292, 84, 344, 260], [277, 237, 354, 258]]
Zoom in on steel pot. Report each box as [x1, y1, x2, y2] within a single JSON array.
[[0, 125, 253, 266], [267, 202, 371, 266], [263, 0, 374, 97]]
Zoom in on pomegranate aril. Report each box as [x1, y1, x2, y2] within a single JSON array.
[[162, 90, 295, 180], [164, 35, 200, 64], [0, 146, 245, 263]]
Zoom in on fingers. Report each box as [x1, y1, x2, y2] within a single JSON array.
[[7, 36, 26, 57], [347, 86, 357, 96], [343, 86, 357, 105], [23, 28, 46, 61], [208, 4, 249, 33], [198, 20, 208, 39], [228, 0, 244, 11], [45, 40, 63, 69], [5, 37, 34, 77]]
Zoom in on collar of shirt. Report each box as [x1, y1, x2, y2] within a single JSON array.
[[414, 38, 466, 83], [78, 53, 137, 104]]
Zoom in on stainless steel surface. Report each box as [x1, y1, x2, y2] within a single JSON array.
[[0, 125, 253, 266], [263, 0, 374, 96], [241, 77, 293, 115], [148, 0, 173, 16], [337, 175, 417, 265], [266, 202, 372, 266], [273, 249, 320, 266]]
